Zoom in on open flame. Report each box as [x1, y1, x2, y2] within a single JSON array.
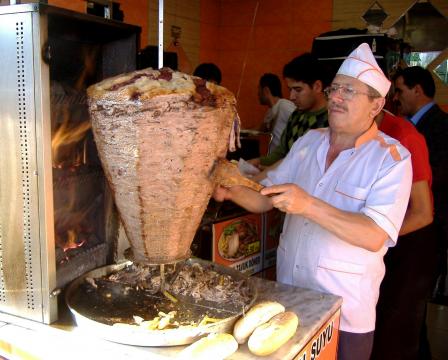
[[51, 113, 91, 168], [51, 47, 97, 169], [52, 48, 99, 262], [54, 192, 95, 262], [57, 230, 87, 263]]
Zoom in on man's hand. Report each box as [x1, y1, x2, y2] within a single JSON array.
[[212, 185, 274, 213], [261, 184, 391, 251], [212, 185, 231, 202], [260, 183, 312, 214], [247, 158, 261, 169]]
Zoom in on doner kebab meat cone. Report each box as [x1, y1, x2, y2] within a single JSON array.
[[87, 67, 254, 264]]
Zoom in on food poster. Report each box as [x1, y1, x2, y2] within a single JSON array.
[[294, 309, 341, 360], [263, 209, 285, 269], [212, 214, 263, 275]]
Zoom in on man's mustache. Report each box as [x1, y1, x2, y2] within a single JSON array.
[[329, 103, 347, 112]]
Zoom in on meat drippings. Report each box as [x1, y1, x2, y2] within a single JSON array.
[[157, 68, 173, 81], [108, 73, 153, 91], [192, 78, 217, 107], [74, 262, 254, 328], [107, 68, 174, 92], [94, 262, 252, 308]]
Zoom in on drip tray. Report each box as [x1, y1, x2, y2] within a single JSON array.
[[65, 258, 257, 346]]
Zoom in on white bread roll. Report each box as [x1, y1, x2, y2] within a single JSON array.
[[177, 333, 238, 360], [233, 300, 285, 344], [248, 311, 299, 356]]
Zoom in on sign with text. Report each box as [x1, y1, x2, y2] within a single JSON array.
[[212, 214, 262, 275], [294, 309, 341, 360]]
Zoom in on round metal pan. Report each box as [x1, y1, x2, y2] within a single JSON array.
[[65, 258, 257, 346]]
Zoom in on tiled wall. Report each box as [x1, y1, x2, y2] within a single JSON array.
[[48, 0, 85, 13], [200, 0, 333, 129], [49, 0, 150, 47], [47, 0, 331, 129], [199, 0, 220, 65], [147, 1, 201, 74], [48, 1, 444, 127]]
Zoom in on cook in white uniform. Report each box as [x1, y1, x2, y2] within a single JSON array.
[[213, 43, 412, 360]]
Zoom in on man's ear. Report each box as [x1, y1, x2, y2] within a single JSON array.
[[414, 84, 424, 97], [371, 97, 386, 118], [262, 86, 271, 97], [313, 80, 323, 93]]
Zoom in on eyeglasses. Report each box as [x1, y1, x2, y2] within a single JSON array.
[[324, 84, 372, 100]]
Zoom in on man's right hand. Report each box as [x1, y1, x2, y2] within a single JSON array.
[[247, 158, 261, 169], [212, 185, 230, 202], [261, 183, 312, 215], [212, 185, 274, 214]]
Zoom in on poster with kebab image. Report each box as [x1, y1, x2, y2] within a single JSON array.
[[212, 213, 263, 275]]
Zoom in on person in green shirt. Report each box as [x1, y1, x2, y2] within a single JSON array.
[[249, 53, 330, 169]]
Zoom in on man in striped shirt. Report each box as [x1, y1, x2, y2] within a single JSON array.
[[249, 53, 329, 170]]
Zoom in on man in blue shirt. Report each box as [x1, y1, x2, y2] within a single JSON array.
[[393, 66, 448, 301]]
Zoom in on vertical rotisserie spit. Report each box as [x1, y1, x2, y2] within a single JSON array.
[[87, 68, 239, 265]]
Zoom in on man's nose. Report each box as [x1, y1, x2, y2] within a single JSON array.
[[329, 90, 344, 102]]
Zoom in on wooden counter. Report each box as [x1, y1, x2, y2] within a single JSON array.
[[0, 277, 342, 360]]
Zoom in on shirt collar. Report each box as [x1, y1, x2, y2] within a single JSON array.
[[354, 121, 378, 148], [271, 99, 281, 111], [321, 121, 378, 150], [410, 101, 434, 125]]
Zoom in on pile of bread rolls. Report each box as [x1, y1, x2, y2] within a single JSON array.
[[178, 300, 299, 359]]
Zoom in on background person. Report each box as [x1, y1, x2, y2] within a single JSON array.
[[193, 62, 222, 85], [393, 66, 448, 301], [248, 53, 329, 169], [258, 73, 296, 152], [371, 109, 435, 360]]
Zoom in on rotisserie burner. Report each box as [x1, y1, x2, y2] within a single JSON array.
[[66, 258, 257, 346]]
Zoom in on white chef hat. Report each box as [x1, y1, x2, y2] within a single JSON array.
[[336, 43, 391, 97]]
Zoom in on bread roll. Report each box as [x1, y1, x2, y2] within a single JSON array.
[[248, 311, 299, 356], [233, 300, 285, 344], [177, 333, 238, 360]]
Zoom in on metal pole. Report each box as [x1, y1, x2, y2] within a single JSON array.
[[158, 0, 164, 69]]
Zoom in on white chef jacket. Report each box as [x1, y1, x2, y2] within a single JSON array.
[[261, 123, 412, 333]]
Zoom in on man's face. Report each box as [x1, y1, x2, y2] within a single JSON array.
[[285, 78, 318, 111], [393, 76, 418, 117], [258, 85, 268, 105], [327, 74, 384, 135]]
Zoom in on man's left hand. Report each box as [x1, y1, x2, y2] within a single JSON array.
[[260, 183, 312, 214]]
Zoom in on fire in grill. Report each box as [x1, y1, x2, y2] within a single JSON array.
[[0, 2, 141, 323]]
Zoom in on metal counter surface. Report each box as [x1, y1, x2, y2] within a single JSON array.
[[0, 277, 342, 360]]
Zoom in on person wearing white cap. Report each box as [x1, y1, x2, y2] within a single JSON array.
[[212, 43, 412, 360]]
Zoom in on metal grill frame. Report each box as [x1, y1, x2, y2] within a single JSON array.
[[0, 3, 140, 324]]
